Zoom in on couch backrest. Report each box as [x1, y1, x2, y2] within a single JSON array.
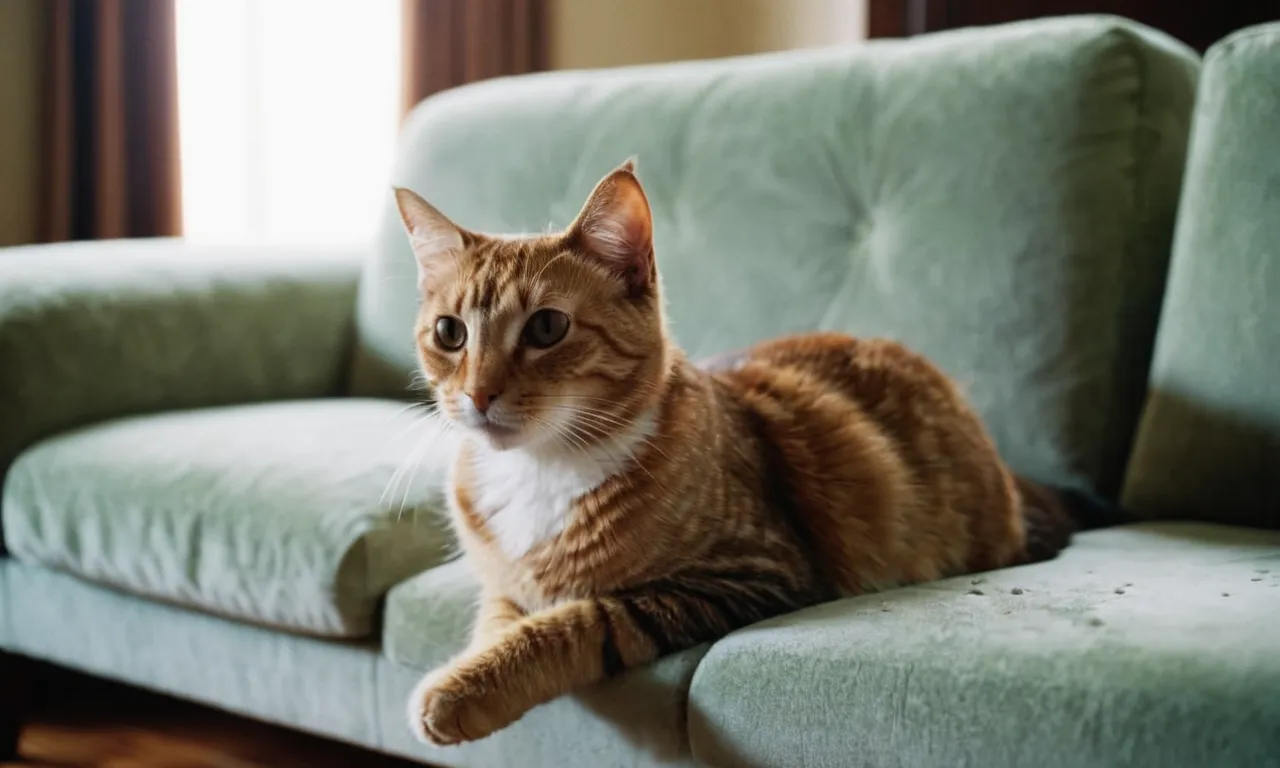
[[352, 15, 1197, 497], [1122, 23, 1280, 528]]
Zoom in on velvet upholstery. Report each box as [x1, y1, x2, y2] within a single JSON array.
[[354, 16, 1197, 497]]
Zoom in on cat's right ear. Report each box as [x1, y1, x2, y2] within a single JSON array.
[[566, 160, 655, 298], [393, 187, 464, 292]]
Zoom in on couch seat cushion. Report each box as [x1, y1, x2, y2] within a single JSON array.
[[2, 399, 456, 637], [689, 522, 1280, 768]]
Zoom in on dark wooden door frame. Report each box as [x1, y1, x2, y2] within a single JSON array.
[[906, 0, 956, 34], [869, 0, 954, 37], [867, 0, 1280, 52]]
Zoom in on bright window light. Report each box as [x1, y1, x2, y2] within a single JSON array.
[[176, 0, 401, 246]]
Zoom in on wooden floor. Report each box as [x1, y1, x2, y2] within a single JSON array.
[[6, 661, 428, 768]]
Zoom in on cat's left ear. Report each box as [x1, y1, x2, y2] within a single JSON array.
[[393, 186, 465, 292], [567, 159, 655, 297]]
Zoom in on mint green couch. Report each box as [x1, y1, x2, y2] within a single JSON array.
[[3, 16, 1278, 768]]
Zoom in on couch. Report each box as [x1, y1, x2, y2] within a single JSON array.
[[2, 15, 1278, 768]]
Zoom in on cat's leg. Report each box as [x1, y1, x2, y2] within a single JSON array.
[[411, 598, 640, 745], [467, 591, 525, 652], [409, 578, 805, 745], [406, 591, 524, 742]]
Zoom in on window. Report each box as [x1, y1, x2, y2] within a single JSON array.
[[176, 0, 401, 245]]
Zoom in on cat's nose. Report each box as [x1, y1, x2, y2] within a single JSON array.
[[469, 390, 501, 414]]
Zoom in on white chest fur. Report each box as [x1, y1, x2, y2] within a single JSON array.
[[462, 411, 656, 561]]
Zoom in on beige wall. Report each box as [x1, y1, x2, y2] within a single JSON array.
[[0, 0, 45, 246], [548, 0, 866, 71]]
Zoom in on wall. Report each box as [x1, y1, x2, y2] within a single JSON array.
[[0, 0, 46, 246], [548, 0, 866, 70]]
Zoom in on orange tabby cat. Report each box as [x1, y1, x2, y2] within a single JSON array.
[[394, 160, 1088, 746]]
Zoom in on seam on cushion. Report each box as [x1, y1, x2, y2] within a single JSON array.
[[1096, 26, 1160, 499]]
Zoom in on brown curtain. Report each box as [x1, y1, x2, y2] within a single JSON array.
[[41, 0, 182, 242], [401, 0, 546, 118]]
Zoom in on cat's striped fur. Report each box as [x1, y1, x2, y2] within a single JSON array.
[[394, 161, 1084, 746]]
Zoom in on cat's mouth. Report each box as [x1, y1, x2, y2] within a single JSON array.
[[471, 419, 524, 449], [477, 421, 518, 438], [455, 405, 521, 441]]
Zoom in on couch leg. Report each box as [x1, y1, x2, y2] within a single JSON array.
[[0, 651, 34, 759]]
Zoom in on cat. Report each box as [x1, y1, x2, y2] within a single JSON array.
[[393, 160, 1093, 747]]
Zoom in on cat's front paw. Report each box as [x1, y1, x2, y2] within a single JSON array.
[[407, 666, 451, 745], [406, 665, 502, 746]]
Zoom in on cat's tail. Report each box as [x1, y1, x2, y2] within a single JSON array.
[[1015, 476, 1130, 564]]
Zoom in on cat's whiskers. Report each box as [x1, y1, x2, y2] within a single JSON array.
[[390, 404, 444, 441], [532, 404, 674, 463], [524, 413, 594, 465], [550, 414, 668, 495], [388, 399, 435, 420], [381, 410, 437, 507], [407, 371, 434, 393], [526, 411, 624, 467], [524, 392, 659, 405], [534, 404, 631, 429], [381, 412, 455, 521], [538, 407, 656, 449]]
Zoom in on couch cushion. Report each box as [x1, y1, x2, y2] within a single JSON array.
[[382, 559, 707, 766], [1, 399, 456, 637], [1122, 24, 1280, 529], [1, 558, 387, 747], [688, 523, 1280, 768], [356, 15, 1198, 496]]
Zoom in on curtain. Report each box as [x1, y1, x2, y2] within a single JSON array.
[[41, 0, 182, 242], [401, 0, 546, 118]]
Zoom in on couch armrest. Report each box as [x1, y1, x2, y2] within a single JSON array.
[[0, 238, 363, 483]]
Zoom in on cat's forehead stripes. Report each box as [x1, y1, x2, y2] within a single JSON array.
[[446, 238, 578, 321], [464, 239, 527, 313]]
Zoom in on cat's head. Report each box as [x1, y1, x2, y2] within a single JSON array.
[[394, 161, 668, 451]]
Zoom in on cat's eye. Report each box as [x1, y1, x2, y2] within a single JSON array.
[[523, 309, 570, 349], [434, 316, 467, 350]]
